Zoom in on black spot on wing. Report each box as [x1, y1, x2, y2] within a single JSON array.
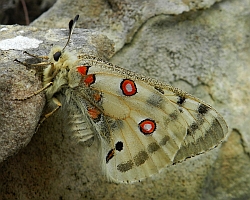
[[187, 122, 199, 135], [169, 111, 178, 120], [147, 142, 160, 153], [177, 96, 186, 105], [134, 151, 149, 166], [154, 86, 164, 94], [146, 94, 163, 108], [207, 118, 224, 141], [117, 160, 134, 172], [198, 103, 210, 115], [115, 141, 123, 151], [164, 110, 179, 125], [159, 135, 170, 146]]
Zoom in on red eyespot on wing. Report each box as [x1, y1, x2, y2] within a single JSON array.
[[87, 107, 101, 120], [139, 119, 156, 135], [77, 66, 90, 76], [120, 79, 137, 96], [93, 92, 102, 102], [77, 66, 95, 86], [84, 74, 96, 86], [106, 149, 115, 163]]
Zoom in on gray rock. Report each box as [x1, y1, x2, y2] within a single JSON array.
[[0, 25, 45, 163], [31, 0, 222, 51]]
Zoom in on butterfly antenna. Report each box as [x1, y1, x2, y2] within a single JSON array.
[[53, 15, 79, 61], [62, 14, 79, 52]]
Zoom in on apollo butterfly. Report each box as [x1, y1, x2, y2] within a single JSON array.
[[15, 15, 228, 183]]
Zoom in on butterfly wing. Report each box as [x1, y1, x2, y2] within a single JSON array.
[[73, 55, 228, 183]]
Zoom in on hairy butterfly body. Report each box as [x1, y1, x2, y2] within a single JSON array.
[[17, 15, 228, 183]]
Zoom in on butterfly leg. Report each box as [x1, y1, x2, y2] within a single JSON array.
[[14, 82, 53, 101], [23, 51, 49, 60], [14, 58, 50, 67], [35, 97, 62, 133]]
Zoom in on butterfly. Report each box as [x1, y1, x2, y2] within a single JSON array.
[[15, 15, 228, 183]]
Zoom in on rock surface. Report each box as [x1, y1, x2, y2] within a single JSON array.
[[0, 26, 45, 163], [0, 0, 250, 199]]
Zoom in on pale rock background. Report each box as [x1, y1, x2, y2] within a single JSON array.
[[0, 0, 249, 199]]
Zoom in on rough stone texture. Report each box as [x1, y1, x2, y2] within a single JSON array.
[[31, 0, 222, 51], [0, 26, 45, 163], [202, 130, 250, 199], [0, 0, 250, 199]]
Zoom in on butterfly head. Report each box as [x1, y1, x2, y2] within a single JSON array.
[[43, 15, 79, 86], [48, 46, 77, 65]]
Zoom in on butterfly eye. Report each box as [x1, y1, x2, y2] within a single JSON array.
[[53, 51, 61, 61]]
